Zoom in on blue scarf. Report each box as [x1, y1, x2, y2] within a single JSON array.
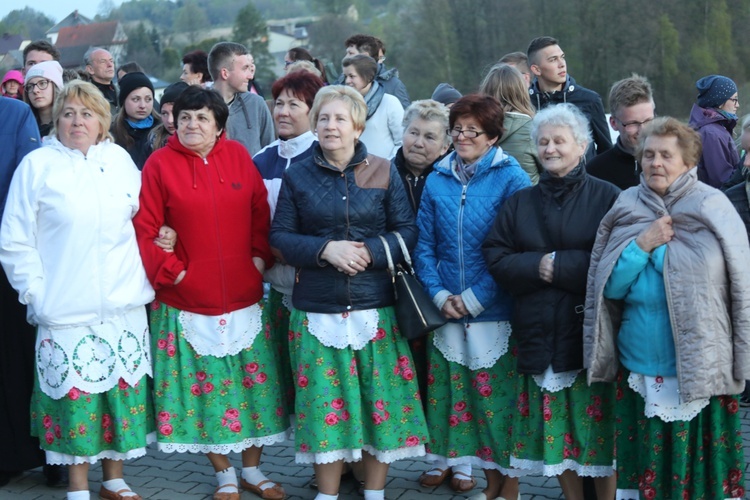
[[127, 115, 154, 129]]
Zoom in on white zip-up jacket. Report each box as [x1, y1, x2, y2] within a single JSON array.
[[0, 137, 154, 327]]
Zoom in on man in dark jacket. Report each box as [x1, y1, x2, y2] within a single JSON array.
[[527, 36, 611, 161], [335, 34, 410, 108], [588, 74, 655, 189]]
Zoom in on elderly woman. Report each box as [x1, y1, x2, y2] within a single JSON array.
[[0, 80, 155, 500], [413, 94, 530, 500], [483, 103, 619, 498], [181, 50, 212, 87], [480, 63, 541, 184], [342, 54, 404, 159], [23, 60, 64, 137], [134, 86, 287, 500], [149, 81, 189, 150], [270, 85, 428, 500], [688, 75, 740, 188], [112, 72, 160, 170], [585, 117, 750, 499], [253, 70, 325, 416]]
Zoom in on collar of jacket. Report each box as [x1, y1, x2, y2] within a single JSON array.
[[312, 140, 369, 171], [529, 74, 577, 99], [638, 167, 698, 213], [166, 130, 227, 159], [393, 147, 435, 179], [433, 146, 507, 178], [278, 130, 316, 159]]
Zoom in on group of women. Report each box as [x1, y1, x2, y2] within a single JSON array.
[[0, 59, 747, 500]]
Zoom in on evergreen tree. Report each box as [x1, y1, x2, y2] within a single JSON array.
[[231, 2, 276, 87]]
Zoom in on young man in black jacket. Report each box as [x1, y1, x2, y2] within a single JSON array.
[[527, 36, 611, 161], [587, 74, 656, 189]]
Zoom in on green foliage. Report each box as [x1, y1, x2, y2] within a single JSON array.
[[173, 0, 209, 46], [307, 13, 363, 78], [110, 0, 178, 28], [0, 7, 55, 39], [126, 22, 161, 75], [232, 2, 276, 87]]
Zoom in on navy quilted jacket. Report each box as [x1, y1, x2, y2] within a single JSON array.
[[414, 147, 530, 322], [270, 142, 417, 313]]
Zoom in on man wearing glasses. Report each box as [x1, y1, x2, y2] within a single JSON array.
[[588, 74, 655, 189]]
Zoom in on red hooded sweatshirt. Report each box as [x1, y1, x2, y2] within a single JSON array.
[[134, 133, 272, 315]]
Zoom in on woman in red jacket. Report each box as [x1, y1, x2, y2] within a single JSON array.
[[134, 86, 287, 500]]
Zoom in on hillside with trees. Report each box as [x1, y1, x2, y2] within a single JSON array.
[[1, 0, 747, 117]]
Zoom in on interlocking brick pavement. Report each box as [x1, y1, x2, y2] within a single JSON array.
[[2, 408, 748, 499]]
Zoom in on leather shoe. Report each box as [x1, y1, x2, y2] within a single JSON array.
[[98, 485, 142, 500], [241, 477, 285, 499], [212, 484, 239, 500], [449, 470, 476, 492], [418, 467, 451, 488]]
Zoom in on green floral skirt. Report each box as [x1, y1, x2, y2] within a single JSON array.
[[510, 371, 615, 476], [288, 306, 428, 464], [150, 301, 289, 453], [424, 333, 519, 473], [30, 373, 153, 463], [263, 288, 295, 413], [615, 369, 745, 499]]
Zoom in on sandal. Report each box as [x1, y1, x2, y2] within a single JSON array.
[[212, 483, 240, 500], [99, 485, 142, 500], [418, 467, 452, 488], [449, 471, 477, 493], [241, 477, 286, 499]]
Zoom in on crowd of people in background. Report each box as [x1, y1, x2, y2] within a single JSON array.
[[0, 29, 748, 500]]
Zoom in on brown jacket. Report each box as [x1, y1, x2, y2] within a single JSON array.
[[584, 169, 750, 402]]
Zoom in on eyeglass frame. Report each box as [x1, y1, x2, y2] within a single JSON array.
[[613, 116, 655, 132], [24, 79, 51, 93], [447, 128, 487, 139]]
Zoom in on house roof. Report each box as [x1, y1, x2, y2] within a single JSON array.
[[0, 33, 23, 55], [57, 46, 90, 69], [46, 10, 92, 35], [55, 22, 126, 49]]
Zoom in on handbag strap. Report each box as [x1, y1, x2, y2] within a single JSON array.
[[378, 235, 396, 278], [392, 231, 413, 268]]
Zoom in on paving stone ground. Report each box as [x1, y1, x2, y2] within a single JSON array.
[[2, 408, 749, 499]]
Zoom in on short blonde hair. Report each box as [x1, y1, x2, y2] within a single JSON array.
[[287, 60, 322, 79], [309, 85, 366, 133], [403, 99, 451, 147], [52, 80, 112, 143]]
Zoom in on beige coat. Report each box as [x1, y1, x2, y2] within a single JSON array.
[[584, 169, 750, 402]]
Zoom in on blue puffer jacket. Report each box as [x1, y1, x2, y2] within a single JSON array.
[[414, 147, 530, 322]]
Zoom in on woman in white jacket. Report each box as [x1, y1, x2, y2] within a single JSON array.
[[0, 80, 159, 500]]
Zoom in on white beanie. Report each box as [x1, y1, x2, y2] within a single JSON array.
[[25, 60, 64, 91]]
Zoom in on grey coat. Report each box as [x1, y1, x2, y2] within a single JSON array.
[[226, 92, 274, 157], [584, 169, 750, 402]]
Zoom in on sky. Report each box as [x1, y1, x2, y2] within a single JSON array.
[[0, 1, 124, 25]]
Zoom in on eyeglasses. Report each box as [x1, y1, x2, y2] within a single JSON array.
[[614, 116, 654, 132], [448, 128, 486, 139], [730, 98, 740, 105], [25, 79, 51, 93], [284, 60, 294, 67]]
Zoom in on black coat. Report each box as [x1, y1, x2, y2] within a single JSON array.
[[483, 166, 620, 374], [392, 147, 433, 213], [726, 182, 750, 238], [270, 142, 417, 313], [586, 138, 640, 190]]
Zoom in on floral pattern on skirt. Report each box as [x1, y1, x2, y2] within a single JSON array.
[[615, 369, 745, 499], [30, 372, 153, 462], [424, 332, 520, 473], [289, 306, 429, 464], [263, 288, 294, 412], [150, 301, 289, 454], [510, 371, 615, 476]]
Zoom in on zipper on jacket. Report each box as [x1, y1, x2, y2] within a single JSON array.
[[662, 249, 684, 401], [343, 170, 353, 309], [457, 182, 469, 325], [89, 158, 105, 324], [204, 157, 229, 313]]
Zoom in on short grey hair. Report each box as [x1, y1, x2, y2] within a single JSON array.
[[402, 99, 451, 147], [83, 46, 107, 66], [530, 103, 591, 147]]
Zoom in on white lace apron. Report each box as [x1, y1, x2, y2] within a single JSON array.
[[432, 321, 511, 370], [306, 309, 380, 350], [36, 306, 151, 400], [178, 303, 263, 357], [532, 365, 581, 392], [627, 372, 710, 422]]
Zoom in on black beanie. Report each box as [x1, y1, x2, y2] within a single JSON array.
[[118, 72, 154, 107], [160, 81, 189, 107]]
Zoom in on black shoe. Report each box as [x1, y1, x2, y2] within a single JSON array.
[[43, 464, 67, 488], [740, 393, 750, 407], [0, 471, 22, 487]]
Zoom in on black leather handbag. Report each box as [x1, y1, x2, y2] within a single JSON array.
[[379, 232, 447, 340]]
